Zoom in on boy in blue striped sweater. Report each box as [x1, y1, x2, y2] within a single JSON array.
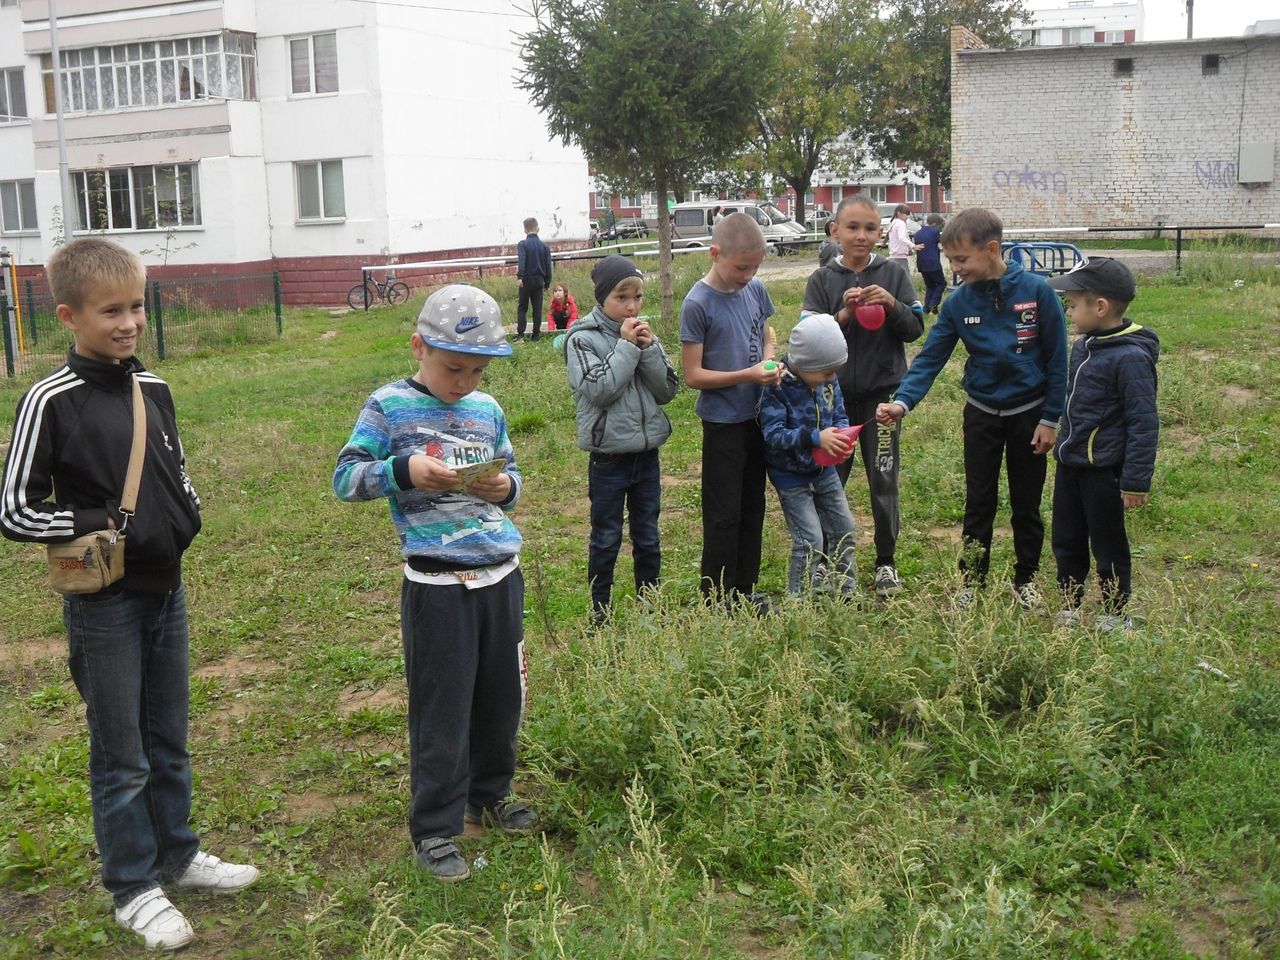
[[334, 285, 537, 882]]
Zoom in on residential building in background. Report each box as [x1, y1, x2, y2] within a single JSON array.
[[1013, 0, 1144, 47], [0, 0, 588, 303]]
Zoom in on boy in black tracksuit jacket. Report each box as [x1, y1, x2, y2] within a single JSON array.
[[516, 216, 553, 340], [802, 195, 923, 596], [0, 238, 257, 950], [1047, 258, 1159, 628]]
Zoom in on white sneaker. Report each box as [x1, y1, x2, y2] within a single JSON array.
[[1054, 607, 1082, 627], [1095, 613, 1134, 633], [874, 565, 903, 597], [114, 887, 194, 952], [172, 851, 260, 893]]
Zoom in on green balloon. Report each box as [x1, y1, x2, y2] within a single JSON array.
[[553, 334, 568, 352]]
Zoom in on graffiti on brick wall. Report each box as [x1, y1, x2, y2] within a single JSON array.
[[1192, 159, 1237, 189], [992, 163, 1069, 193]]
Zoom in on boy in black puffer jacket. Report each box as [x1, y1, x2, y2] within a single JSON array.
[[1047, 257, 1159, 630]]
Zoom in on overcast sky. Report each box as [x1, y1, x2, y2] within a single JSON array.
[[1025, 0, 1276, 41]]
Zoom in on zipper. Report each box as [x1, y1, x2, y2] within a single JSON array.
[[1061, 335, 1094, 457]]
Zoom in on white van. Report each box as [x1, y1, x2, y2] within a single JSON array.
[[671, 200, 807, 251]]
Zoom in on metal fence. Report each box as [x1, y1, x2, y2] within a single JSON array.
[[0, 270, 282, 380]]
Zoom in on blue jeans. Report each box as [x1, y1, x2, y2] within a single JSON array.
[[588, 450, 662, 612], [775, 470, 857, 594], [64, 586, 199, 905]]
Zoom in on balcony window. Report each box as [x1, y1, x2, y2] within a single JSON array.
[[72, 163, 201, 232]]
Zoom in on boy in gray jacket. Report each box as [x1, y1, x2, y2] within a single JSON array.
[[566, 255, 680, 622]]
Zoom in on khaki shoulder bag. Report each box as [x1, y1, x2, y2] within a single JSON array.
[[47, 375, 146, 594]]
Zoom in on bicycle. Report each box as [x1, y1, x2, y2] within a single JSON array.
[[348, 271, 410, 309]]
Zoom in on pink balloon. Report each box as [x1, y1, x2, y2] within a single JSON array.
[[812, 424, 866, 467], [855, 304, 886, 331]]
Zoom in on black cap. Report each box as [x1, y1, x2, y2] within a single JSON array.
[[1047, 256, 1137, 302]]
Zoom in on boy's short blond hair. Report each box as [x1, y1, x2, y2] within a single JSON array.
[[712, 212, 766, 255], [46, 237, 146, 310], [523, 217, 539, 233], [940, 207, 1003, 248]]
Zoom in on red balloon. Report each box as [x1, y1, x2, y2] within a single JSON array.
[[855, 304, 886, 330]]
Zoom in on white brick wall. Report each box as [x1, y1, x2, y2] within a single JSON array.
[[951, 33, 1280, 229]]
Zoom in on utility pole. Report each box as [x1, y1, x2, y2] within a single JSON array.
[[48, 0, 78, 239], [1186, 0, 1194, 39]]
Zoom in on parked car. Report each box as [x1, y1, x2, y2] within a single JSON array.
[[670, 199, 807, 252], [807, 208, 834, 233]]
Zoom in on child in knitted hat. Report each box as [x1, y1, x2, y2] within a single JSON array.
[[565, 256, 679, 623], [758, 313, 860, 596]]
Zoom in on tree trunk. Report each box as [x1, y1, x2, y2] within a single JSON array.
[[927, 166, 941, 213], [655, 170, 675, 337]]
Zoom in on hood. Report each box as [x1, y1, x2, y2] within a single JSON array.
[[830, 252, 890, 273], [1090, 321, 1160, 362]]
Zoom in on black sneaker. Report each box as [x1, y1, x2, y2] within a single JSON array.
[[415, 837, 469, 882], [464, 799, 539, 835]]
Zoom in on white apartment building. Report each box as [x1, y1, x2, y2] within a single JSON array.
[[0, 0, 588, 303], [1013, 0, 1144, 46]]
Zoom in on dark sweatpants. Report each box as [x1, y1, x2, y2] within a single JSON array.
[[836, 391, 901, 569], [1052, 463, 1132, 613], [921, 268, 947, 312], [699, 419, 767, 598], [517, 280, 546, 338], [960, 403, 1048, 588], [400, 568, 525, 842]]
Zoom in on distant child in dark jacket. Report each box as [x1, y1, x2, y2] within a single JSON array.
[[516, 217, 553, 340], [915, 213, 946, 314], [547, 282, 579, 330], [759, 314, 858, 596], [566, 256, 679, 623], [878, 207, 1068, 610], [1046, 258, 1158, 631], [802, 194, 924, 597]]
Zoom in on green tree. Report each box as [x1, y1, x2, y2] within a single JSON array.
[[866, 0, 1026, 211], [519, 0, 782, 328], [754, 0, 884, 228]]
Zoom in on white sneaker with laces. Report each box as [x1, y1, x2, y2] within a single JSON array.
[[874, 565, 903, 597], [114, 887, 194, 952], [172, 851, 260, 893]]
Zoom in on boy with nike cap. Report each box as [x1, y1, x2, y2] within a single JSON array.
[[334, 284, 537, 883]]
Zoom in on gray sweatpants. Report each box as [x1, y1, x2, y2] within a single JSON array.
[[836, 392, 901, 569], [400, 567, 525, 842]]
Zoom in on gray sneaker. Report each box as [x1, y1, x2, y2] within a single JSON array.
[[874, 565, 903, 597], [1011, 581, 1043, 610], [464, 798, 539, 835], [1054, 607, 1083, 627], [415, 837, 470, 882], [1095, 613, 1134, 633], [951, 586, 976, 610]]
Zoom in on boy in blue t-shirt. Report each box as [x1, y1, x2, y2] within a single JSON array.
[[877, 207, 1068, 609], [679, 213, 783, 612], [334, 285, 537, 883], [915, 213, 946, 314]]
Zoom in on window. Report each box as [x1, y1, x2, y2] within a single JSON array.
[[1062, 27, 1095, 44], [1202, 54, 1220, 75], [41, 32, 256, 114], [290, 32, 337, 95], [1, 179, 37, 233], [1, 67, 26, 121], [1114, 57, 1133, 76], [71, 163, 201, 231], [1101, 30, 1126, 43], [295, 159, 345, 220], [830, 185, 843, 205], [859, 184, 887, 202], [621, 193, 643, 209], [906, 183, 924, 203]]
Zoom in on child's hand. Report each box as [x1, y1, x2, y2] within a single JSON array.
[[876, 401, 906, 424], [620, 317, 641, 344], [1122, 491, 1149, 509], [1030, 424, 1056, 455], [410, 454, 459, 492], [634, 320, 654, 348], [856, 284, 897, 311], [752, 361, 784, 386], [469, 473, 513, 503], [818, 427, 852, 458]]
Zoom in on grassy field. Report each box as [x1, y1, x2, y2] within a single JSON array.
[[1, 251, 1278, 958]]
